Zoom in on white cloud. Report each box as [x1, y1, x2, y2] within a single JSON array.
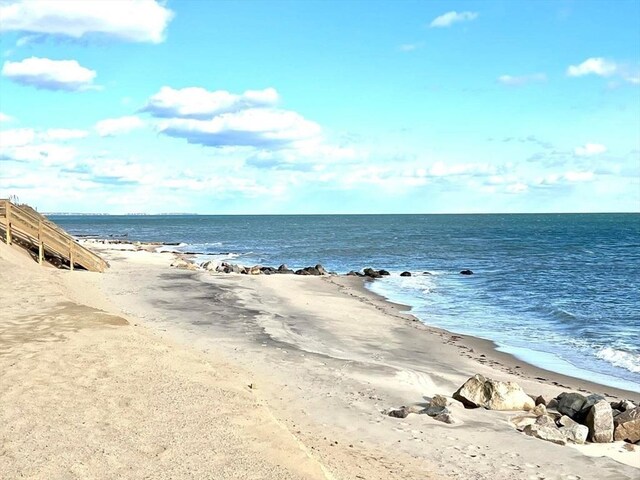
[[158, 108, 322, 148], [429, 11, 478, 28], [0, 128, 35, 147], [567, 57, 617, 77], [95, 116, 145, 137], [2, 57, 97, 91], [563, 171, 594, 182], [143, 86, 279, 119], [41, 129, 88, 141], [0, 0, 173, 44], [0, 112, 13, 122], [574, 143, 607, 156], [498, 73, 547, 86]]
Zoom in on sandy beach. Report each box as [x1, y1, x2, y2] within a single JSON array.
[[1, 240, 638, 480]]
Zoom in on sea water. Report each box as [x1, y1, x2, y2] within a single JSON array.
[[51, 213, 640, 392]]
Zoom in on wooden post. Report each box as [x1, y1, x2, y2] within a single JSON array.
[[38, 221, 44, 265], [69, 239, 74, 271], [5, 201, 11, 245]]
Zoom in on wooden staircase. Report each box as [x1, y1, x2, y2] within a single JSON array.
[[0, 199, 108, 272]]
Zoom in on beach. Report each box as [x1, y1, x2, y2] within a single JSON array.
[[1, 239, 638, 480]]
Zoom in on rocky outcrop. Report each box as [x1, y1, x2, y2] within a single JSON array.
[[453, 375, 534, 411], [586, 400, 614, 443], [400, 271, 412, 277], [614, 407, 640, 443], [294, 265, 328, 276]]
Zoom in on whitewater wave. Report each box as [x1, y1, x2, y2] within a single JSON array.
[[595, 347, 640, 374]]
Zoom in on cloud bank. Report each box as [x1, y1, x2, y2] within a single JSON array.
[[0, 0, 174, 44]]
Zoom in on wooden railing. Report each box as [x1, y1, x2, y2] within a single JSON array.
[[0, 199, 108, 272]]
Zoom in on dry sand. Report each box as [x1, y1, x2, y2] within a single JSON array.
[[1, 240, 639, 479]]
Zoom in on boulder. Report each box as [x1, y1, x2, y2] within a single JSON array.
[[535, 395, 547, 406], [276, 264, 294, 274], [378, 269, 390, 276], [575, 394, 606, 422], [452, 374, 535, 411], [363, 268, 382, 278], [315, 264, 328, 275], [611, 400, 637, 412], [532, 404, 547, 417], [586, 400, 614, 443], [304, 267, 321, 275], [614, 407, 640, 443], [460, 269, 474, 275], [523, 424, 567, 446], [247, 266, 262, 275], [400, 271, 412, 277], [535, 414, 556, 427], [556, 392, 587, 419], [346, 270, 360, 276], [557, 415, 589, 444], [295, 269, 311, 275], [201, 260, 218, 271], [546, 398, 559, 410]]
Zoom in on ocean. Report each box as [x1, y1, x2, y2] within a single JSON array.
[[51, 213, 640, 392]]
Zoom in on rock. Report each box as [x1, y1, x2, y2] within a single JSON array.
[[575, 394, 606, 422], [378, 269, 390, 276], [388, 407, 410, 418], [532, 404, 547, 417], [249, 266, 262, 275], [611, 400, 637, 412], [612, 409, 623, 418], [201, 260, 218, 271], [304, 267, 321, 275], [260, 266, 277, 274], [535, 395, 547, 406], [586, 400, 614, 443], [346, 270, 360, 276], [452, 374, 535, 411], [557, 416, 589, 444], [171, 259, 190, 269], [535, 414, 556, 427], [400, 271, 412, 277], [614, 407, 640, 443], [363, 268, 382, 279], [430, 395, 449, 408], [556, 392, 587, 419], [277, 264, 289, 272], [295, 269, 311, 275], [546, 398, 559, 410], [433, 409, 456, 424], [315, 264, 328, 275], [460, 269, 474, 275], [511, 415, 537, 431], [523, 424, 567, 445]]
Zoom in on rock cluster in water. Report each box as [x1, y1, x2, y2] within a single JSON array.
[[387, 374, 640, 447]]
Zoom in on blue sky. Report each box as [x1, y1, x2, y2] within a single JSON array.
[[0, 0, 638, 214]]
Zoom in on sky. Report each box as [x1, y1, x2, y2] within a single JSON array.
[[0, 0, 639, 214]]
